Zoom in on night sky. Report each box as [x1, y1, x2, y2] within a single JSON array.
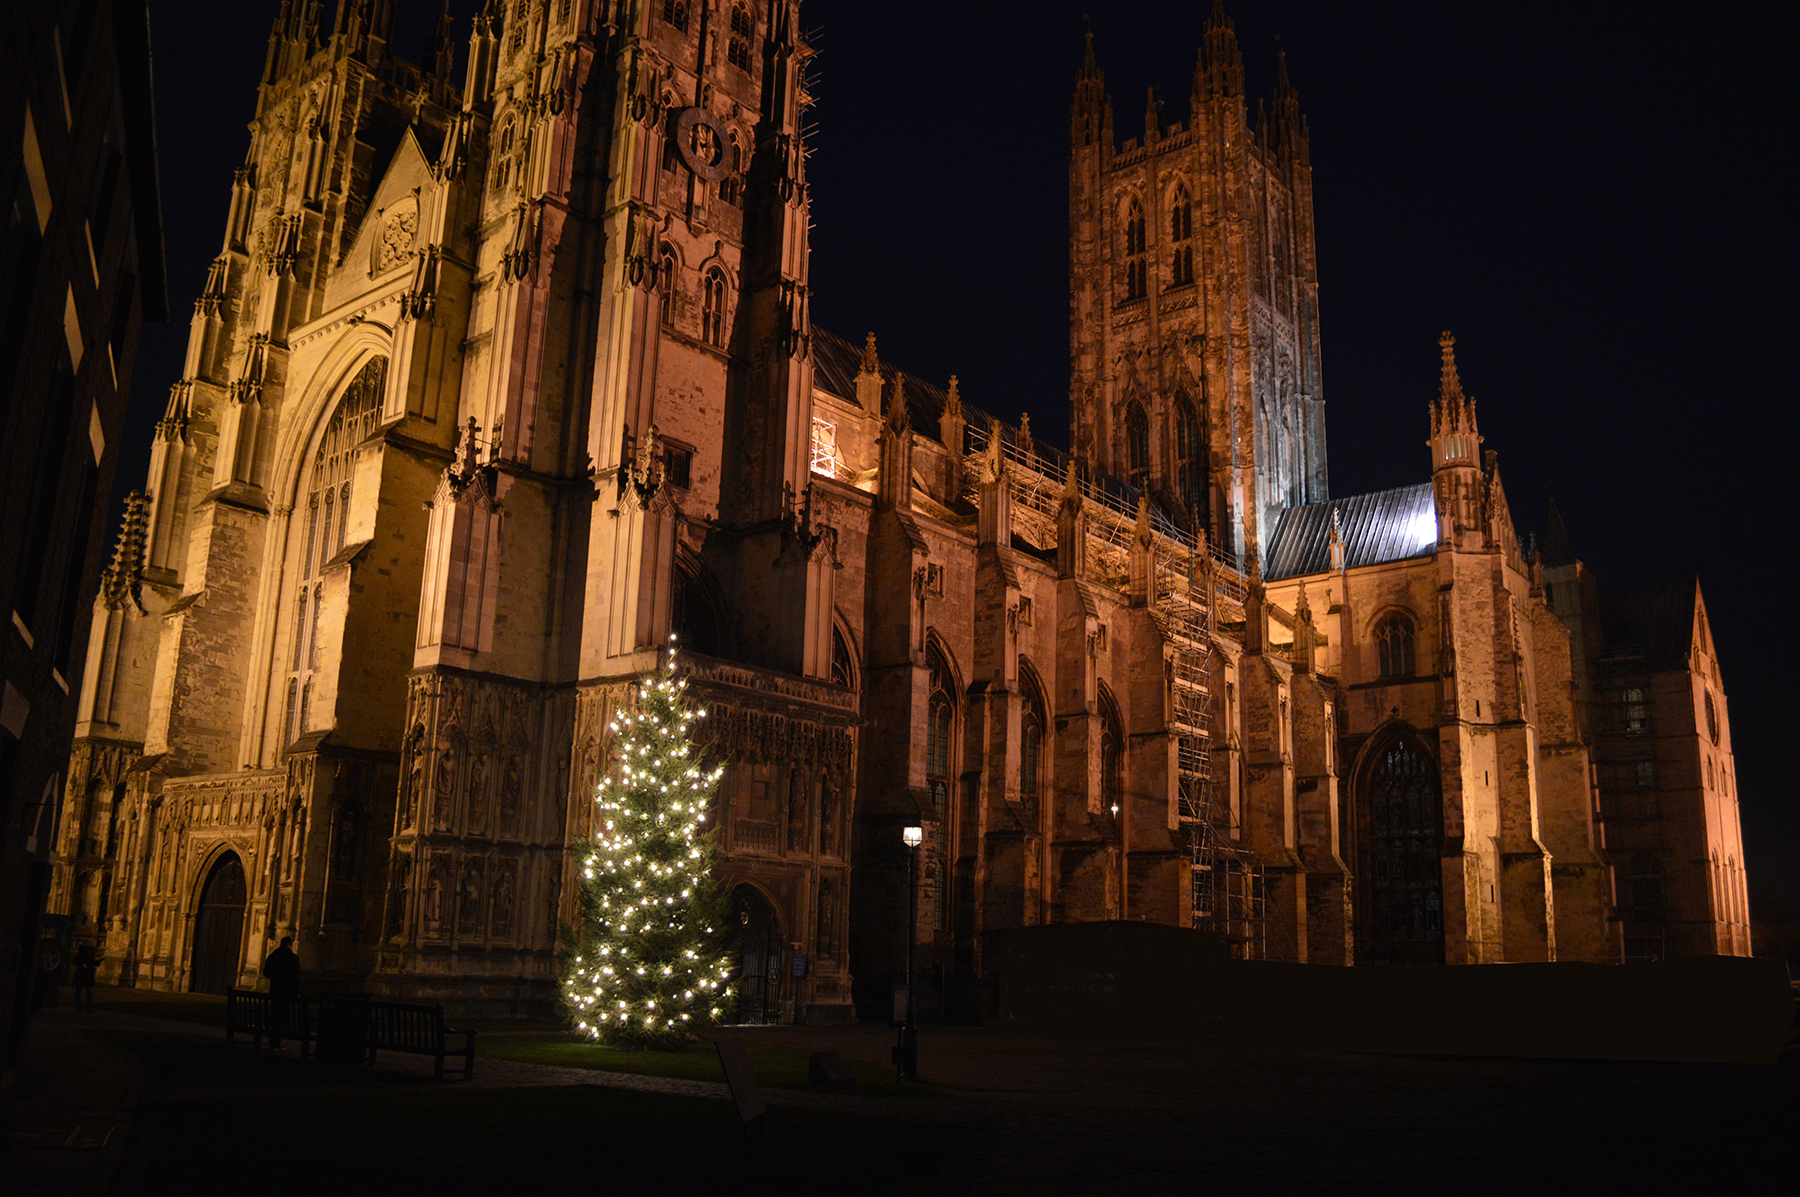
[[127, 3, 1794, 925]]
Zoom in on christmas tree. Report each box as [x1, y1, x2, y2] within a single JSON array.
[[562, 651, 736, 1049]]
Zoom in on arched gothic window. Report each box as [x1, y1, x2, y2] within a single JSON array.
[[1125, 402, 1150, 491], [702, 267, 728, 346], [830, 625, 855, 690], [284, 357, 385, 747], [1173, 393, 1206, 519], [926, 647, 956, 936], [492, 115, 517, 194], [1169, 184, 1194, 286], [657, 245, 677, 326], [1099, 687, 1123, 822], [1366, 736, 1444, 949], [1375, 613, 1415, 678], [926, 649, 955, 818], [719, 135, 742, 206], [1703, 691, 1718, 744], [1019, 661, 1047, 825], [727, 5, 751, 70], [1123, 198, 1147, 300], [661, 0, 689, 32], [1623, 687, 1649, 734]]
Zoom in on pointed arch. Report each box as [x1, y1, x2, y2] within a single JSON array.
[[701, 265, 730, 347], [1168, 180, 1194, 286], [189, 849, 247, 994], [1124, 400, 1150, 491], [672, 553, 728, 658], [656, 241, 680, 326], [1122, 194, 1147, 301], [1096, 682, 1124, 823], [1172, 388, 1207, 521], [1017, 656, 1049, 826], [1350, 723, 1444, 962], [829, 609, 859, 691], [279, 356, 386, 748]]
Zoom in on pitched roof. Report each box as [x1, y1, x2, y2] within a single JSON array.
[[812, 327, 951, 437], [811, 327, 1167, 533], [1598, 579, 1698, 671], [1265, 483, 1438, 580]]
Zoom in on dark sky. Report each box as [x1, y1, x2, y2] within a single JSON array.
[[131, 2, 1794, 922]]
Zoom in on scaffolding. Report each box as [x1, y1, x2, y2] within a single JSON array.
[[962, 417, 1267, 957]]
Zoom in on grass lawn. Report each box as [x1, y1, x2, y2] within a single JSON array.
[[103, 1030, 988, 1195], [476, 1033, 926, 1098], [87, 985, 919, 1097]]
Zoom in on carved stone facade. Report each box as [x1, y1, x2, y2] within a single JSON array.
[[52, 3, 1750, 1021]]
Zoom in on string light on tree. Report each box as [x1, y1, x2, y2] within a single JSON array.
[[561, 639, 736, 1049]]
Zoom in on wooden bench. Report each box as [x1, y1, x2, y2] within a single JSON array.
[[225, 988, 312, 1059], [364, 1000, 477, 1081]]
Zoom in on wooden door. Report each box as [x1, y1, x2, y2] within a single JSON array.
[[190, 853, 247, 994]]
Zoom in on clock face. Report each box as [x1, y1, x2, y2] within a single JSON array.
[[674, 107, 730, 182]]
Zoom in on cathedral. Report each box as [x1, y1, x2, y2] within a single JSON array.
[[48, 0, 1752, 1021]]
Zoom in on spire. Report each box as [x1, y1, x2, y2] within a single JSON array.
[[887, 371, 910, 434], [1196, 0, 1245, 101], [263, 0, 297, 85], [1272, 45, 1305, 163], [1430, 331, 1479, 440], [1144, 87, 1162, 146], [1539, 496, 1577, 567], [1072, 25, 1112, 149], [939, 376, 966, 461], [855, 333, 883, 412], [1018, 412, 1034, 458], [426, 1, 455, 81]]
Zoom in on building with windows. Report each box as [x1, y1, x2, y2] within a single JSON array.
[[2, 0, 166, 1076], [50, 1, 1749, 1021]]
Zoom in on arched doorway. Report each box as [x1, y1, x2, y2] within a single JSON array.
[[730, 885, 783, 1025], [1359, 735, 1445, 964], [190, 853, 247, 994]]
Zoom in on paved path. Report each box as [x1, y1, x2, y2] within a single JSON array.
[[5, 1002, 1795, 1195]]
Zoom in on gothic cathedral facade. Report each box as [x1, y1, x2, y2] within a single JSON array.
[[51, 1, 1750, 1018]]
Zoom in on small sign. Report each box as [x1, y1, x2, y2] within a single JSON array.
[[891, 982, 910, 1026], [713, 1037, 766, 1122], [791, 953, 808, 980]]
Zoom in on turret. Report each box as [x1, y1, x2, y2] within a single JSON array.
[[1428, 332, 1485, 548], [425, 2, 456, 87], [1071, 29, 1113, 150], [1194, 0, 1246, 105], [1429, 331, 1481, 472]]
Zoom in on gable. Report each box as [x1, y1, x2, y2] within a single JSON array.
[[322, 126, 437, 311]]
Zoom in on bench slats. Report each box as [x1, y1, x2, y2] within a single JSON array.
[[224, 992, 473, 1080]]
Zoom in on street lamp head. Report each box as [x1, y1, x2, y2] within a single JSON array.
[[901, 824, 923, 849]]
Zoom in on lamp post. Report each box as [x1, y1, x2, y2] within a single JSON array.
[[897, 823, 922, 1080]]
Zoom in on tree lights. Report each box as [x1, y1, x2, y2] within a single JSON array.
[[561, 647, 735, 1049]]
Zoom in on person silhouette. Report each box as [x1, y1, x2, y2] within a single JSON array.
[[261, 936, 301, 1048], [71, 941, 97, 1013]]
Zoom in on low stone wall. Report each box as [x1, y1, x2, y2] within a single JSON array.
[[991, 921, 1792, 1064]]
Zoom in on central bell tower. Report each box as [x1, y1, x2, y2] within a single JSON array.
[[1068, 2, 1327, 565]]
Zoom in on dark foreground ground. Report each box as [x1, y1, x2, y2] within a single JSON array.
[[2, 987, 1794, 1196]]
